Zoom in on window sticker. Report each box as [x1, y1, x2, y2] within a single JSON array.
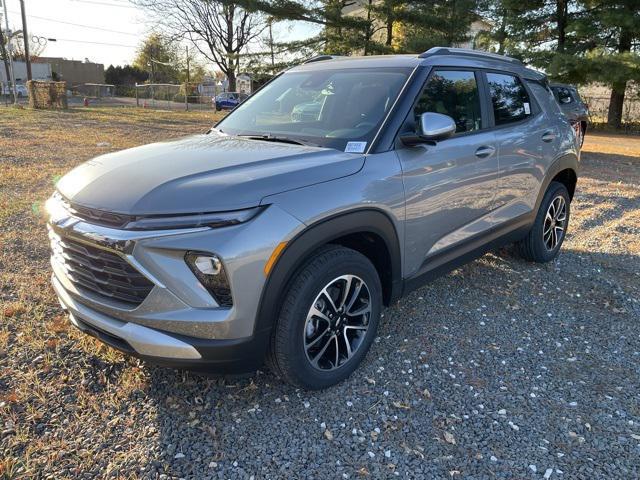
[[345, 141, 367, 153], [524, 102, 531, 115]]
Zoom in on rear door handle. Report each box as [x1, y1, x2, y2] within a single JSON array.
[[542, 131, 556, 142], [475, 145, 495, 158]]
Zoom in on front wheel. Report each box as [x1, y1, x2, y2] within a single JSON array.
[[516, 181, 570, 262], [267, 245, 382, 389]]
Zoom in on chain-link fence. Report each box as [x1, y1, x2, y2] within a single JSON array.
[[134, 83, 220, 110], [73, 83, 115, 99], [583, 96, 640, 133], [1, 81, 28, 105]]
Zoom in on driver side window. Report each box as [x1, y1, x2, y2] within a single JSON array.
[[414, 70, 483, 134]]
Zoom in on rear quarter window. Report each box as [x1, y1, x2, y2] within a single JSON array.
[[487, 72, 533, 125], [552, 87, 574, 105]]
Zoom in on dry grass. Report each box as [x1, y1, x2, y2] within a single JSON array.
[[0, 109, 639, 478], [1, 107, 223, 478]]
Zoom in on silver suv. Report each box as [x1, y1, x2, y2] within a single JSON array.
[[48, 48, 579, 389]]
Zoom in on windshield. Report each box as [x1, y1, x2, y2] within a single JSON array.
[[215, 67, 412, 151]]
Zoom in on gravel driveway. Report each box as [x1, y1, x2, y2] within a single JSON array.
[[1, 111, 639, 479]]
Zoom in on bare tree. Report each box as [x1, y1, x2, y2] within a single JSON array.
[[135, 0, 266, 91], [10, 31, 47, 61]]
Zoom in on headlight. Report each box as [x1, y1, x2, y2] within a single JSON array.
[[185, 252, 233, 307], [45, 194, 70, 223], [123, 207, 264, 231]]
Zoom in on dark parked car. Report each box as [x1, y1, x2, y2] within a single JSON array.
[[48, 48, 579, 389], [550, 83, 589, 147], [214, 92, 248, 111]]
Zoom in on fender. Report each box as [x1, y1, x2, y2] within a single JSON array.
[[253, 208, 402, 335], [534, 152, 579, 212]]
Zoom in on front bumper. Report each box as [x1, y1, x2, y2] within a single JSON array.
[[55, 274, 270, 372], [48, 202, 303, 371]]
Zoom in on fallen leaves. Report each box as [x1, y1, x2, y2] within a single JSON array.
[[443, 431, 456, 445], [392, 400, 410, 410]]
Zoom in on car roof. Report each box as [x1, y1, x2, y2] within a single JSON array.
[[290, 47, 546, 82]]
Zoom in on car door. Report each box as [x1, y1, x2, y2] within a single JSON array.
[[224, 93, 233, 108], [485, 71, 555, 214], [395, 69, 499, 278]]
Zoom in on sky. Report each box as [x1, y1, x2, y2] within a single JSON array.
[[1, 0, 317, 69]]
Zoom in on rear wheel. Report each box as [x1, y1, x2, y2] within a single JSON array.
[[516, 181, 570, 262], [267, 245, 382, 389]]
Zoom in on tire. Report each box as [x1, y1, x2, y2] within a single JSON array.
[[517, 181, 570, 262], [267, 245, 382, 389]]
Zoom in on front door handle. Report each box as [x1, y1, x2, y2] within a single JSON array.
[[475, 145, 495, 158], [542, 131, 556, 142]]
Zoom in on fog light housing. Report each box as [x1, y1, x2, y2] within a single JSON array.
[[185, 252, 233, 307], [193, 255, 222, 276]]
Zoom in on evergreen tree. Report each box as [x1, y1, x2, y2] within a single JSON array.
[[397, 0, 479, 53], [574, 0, 640, 128], [475, 0, 524, 54], [105, 65, 149, 86]]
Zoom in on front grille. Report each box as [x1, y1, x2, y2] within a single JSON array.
[[57, 193, 133, 229], [49, 228, 154, 307]]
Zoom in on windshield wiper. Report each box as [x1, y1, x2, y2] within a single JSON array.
[[237, 134, 318, 147]]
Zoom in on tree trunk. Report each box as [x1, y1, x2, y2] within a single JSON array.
[[227, 70, 237, 92], [556, 0, 567, 53], [0, 28, 11, 91], [497, 12, 507, 55], [363, 0, 373, 55], [385, 1, 393, 49], [607, 82, 626, 129], [225, 5, 236, 92], [607, 30, 632, 129]]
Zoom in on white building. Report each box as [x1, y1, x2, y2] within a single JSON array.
[[236, 73, 252, 94], [0, 61, 52, 84]]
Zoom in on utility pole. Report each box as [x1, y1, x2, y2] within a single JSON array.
[[185, 45, 189, 111], [267, 18, 275, 74], [19, 0, 30, 81], [185, 46, 190, 84], [1, 0, 17, 103]]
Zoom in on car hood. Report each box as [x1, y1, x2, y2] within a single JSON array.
[[57, 131, 364, 215]]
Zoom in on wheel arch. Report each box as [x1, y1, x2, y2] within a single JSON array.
[[254, 208, 402, 335], [536, 154, 578, 211]]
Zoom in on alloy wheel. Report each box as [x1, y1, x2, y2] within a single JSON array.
[[303, 275, 371, 371], [543, 195, 567, 251]]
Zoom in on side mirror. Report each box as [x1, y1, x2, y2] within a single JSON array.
[[401, 112, 457, 145]]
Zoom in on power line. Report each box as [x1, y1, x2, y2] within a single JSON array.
[[53, 37, 137, 47], [69, 0, 138, 8], [11, 12, 140, 37]]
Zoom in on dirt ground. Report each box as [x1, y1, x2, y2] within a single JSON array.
[[0, 108, 639, 478]]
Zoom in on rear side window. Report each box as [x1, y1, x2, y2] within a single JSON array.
[[487, 73, 532, 125], [552, 86, 574, 105], [414, 70, 482, 133]]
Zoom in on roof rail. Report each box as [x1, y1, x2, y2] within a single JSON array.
[[303, 55, 343, 64], [419, 47, 523, 65]]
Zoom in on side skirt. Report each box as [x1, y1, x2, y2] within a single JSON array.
[[402, 212, 533, 296]]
